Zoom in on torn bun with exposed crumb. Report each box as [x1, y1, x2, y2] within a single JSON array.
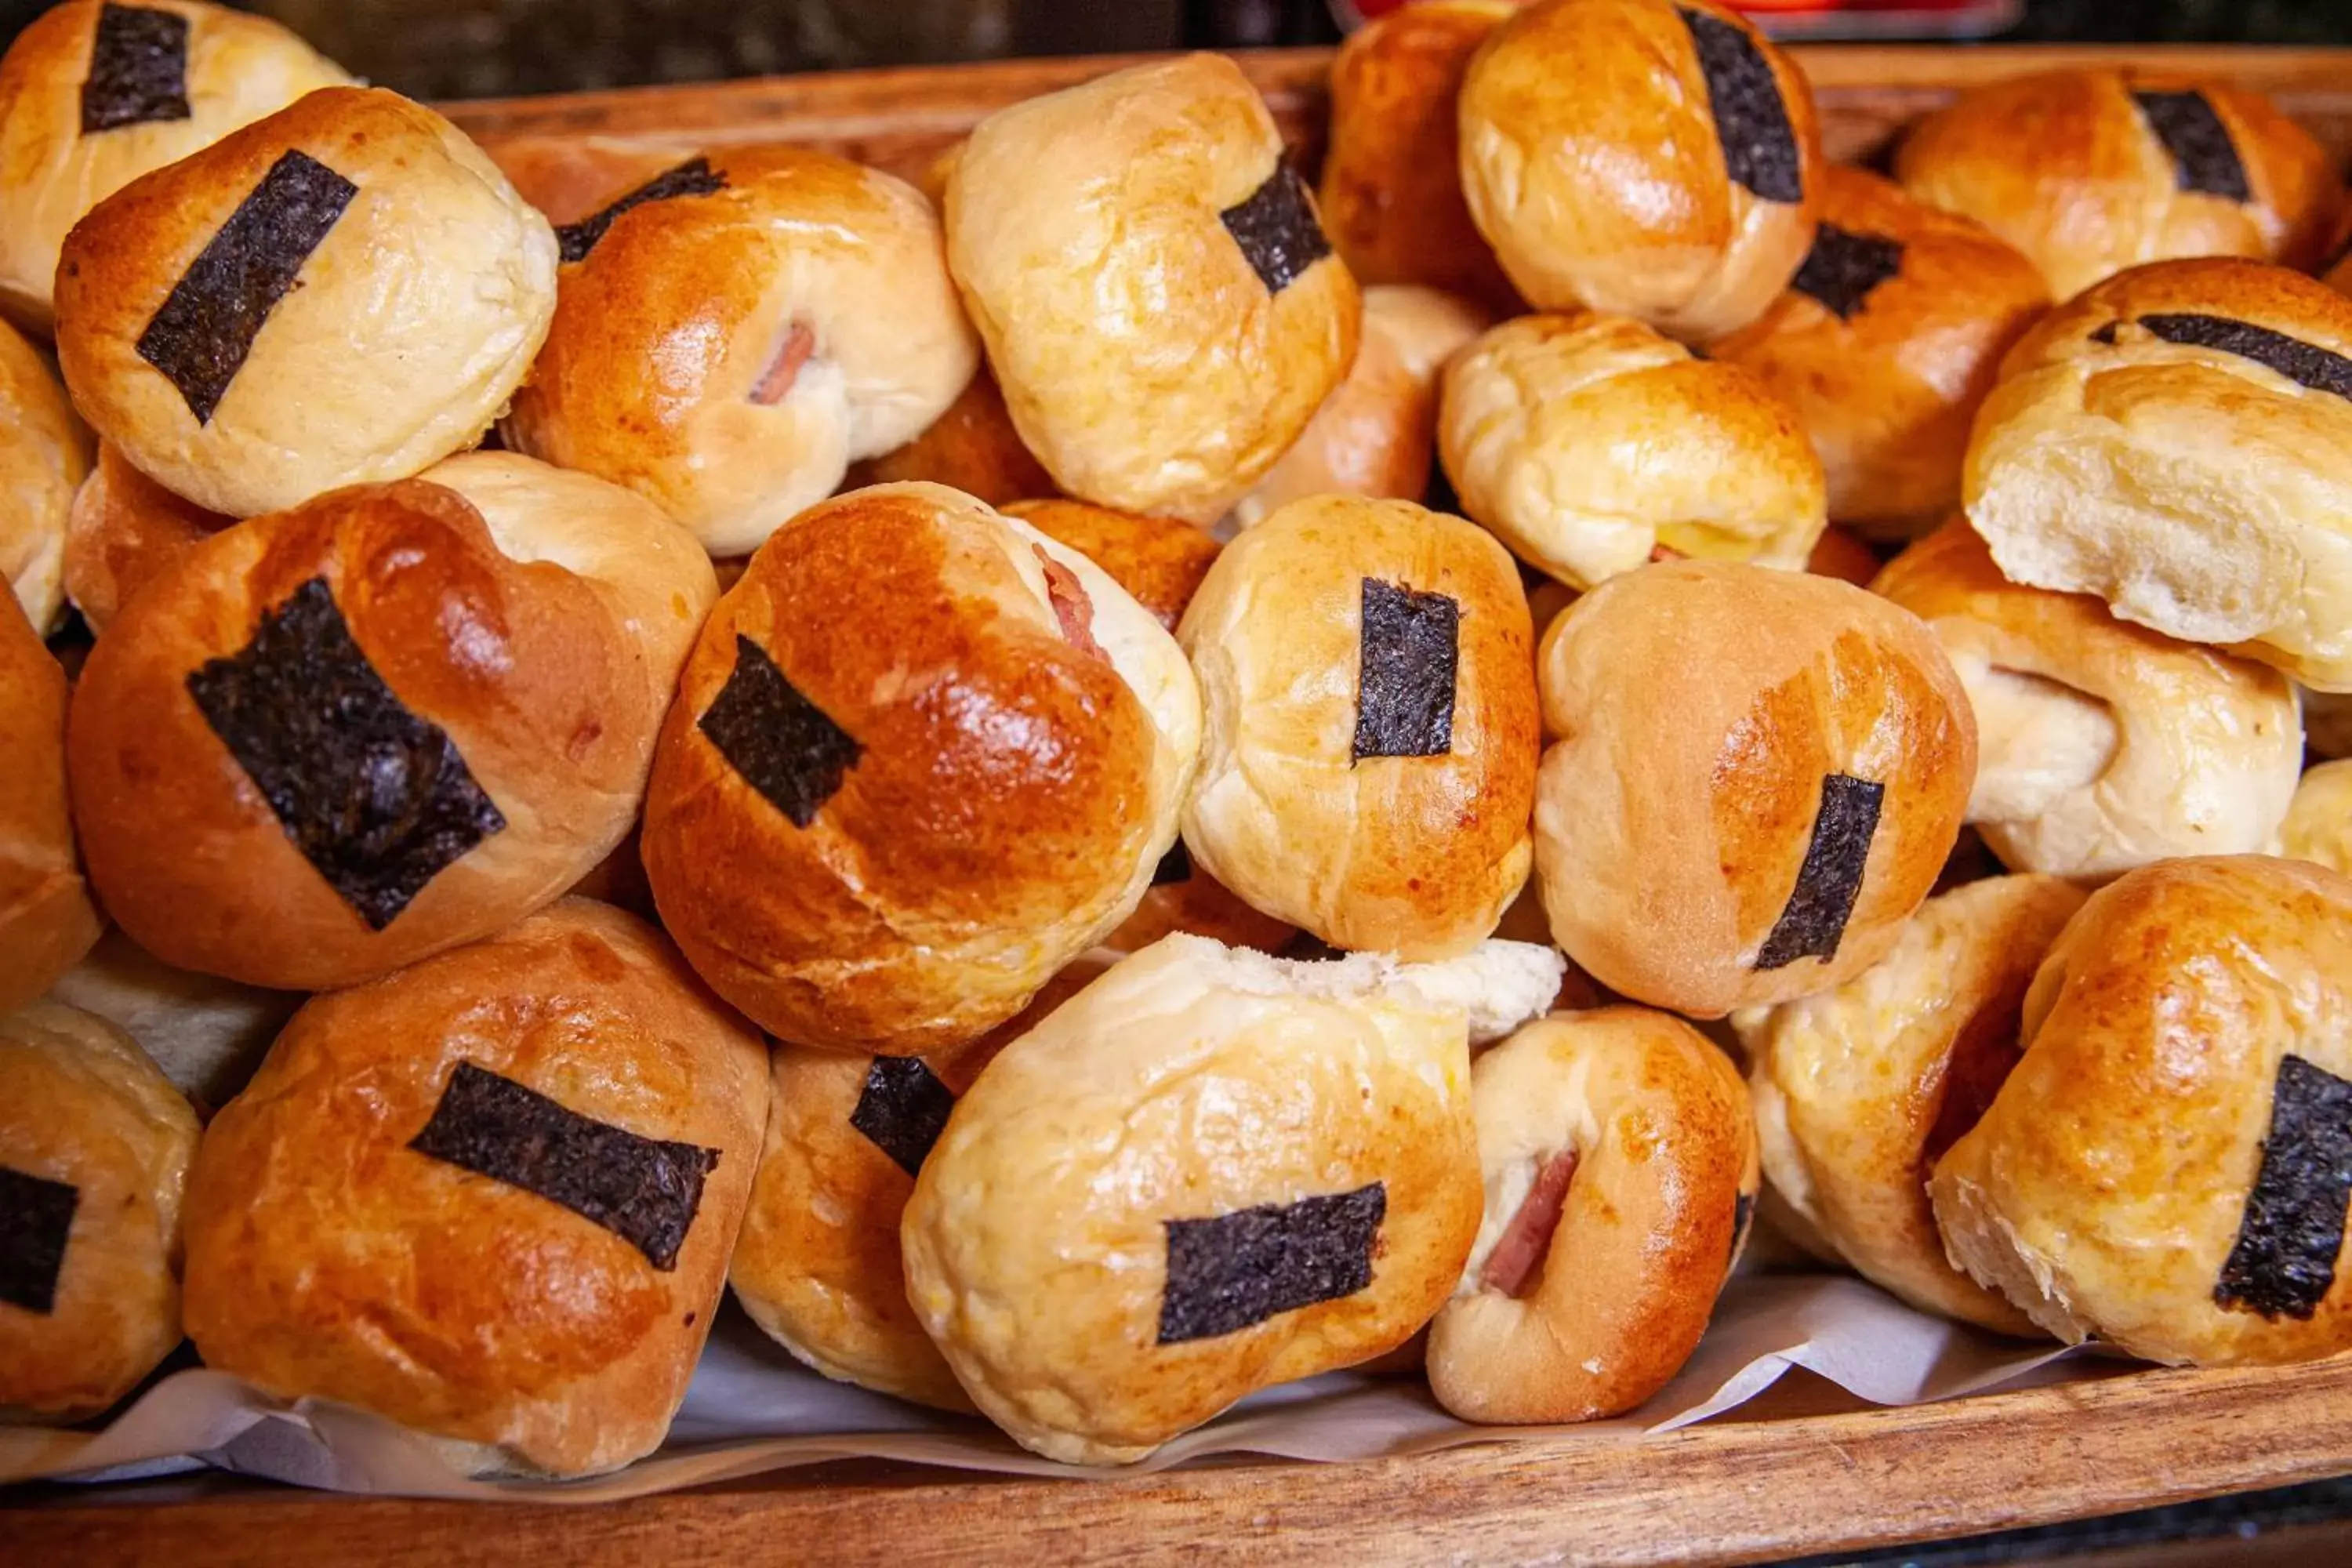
[[0, 317, 90, 632], [1, 592, 100, 1014]]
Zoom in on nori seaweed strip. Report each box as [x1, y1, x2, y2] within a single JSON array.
[[1789, 223, 1904, 321], [2215, 1054, 2352, 1321], [1158, 1182, 1387, 1344], [1677, 7, 1803, 205], [0, 1167, 78, 1316], [1353, 579, 1459, 761], [555, 157, 727, 263], [1754, 772, 1884, 970], [408, 1062, 719, 1271], [81, 4, 189, 134], [2134, 90, 2252, 201], [136, 150, 356, 424], [186, 577, 506, 931], [1152, 840, 1193, 887], [699, 635, 862, 829], [1218, 163, 1332, 296], [848, 1057, 957, 1178], [2132, 313, 2352, 402]]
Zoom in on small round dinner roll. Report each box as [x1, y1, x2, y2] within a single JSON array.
[[1428, 1007, 1757, 1424], [503, 147, 978, 558], [182, 901, 766, 1478], [1, 593, 100, 1015], [47, 928, 298, 1114], [1708, 168, 2049, 538], [1440, 311, 1827, 590], [1896, 69, 2337, 303], [1457, 0, 1822, 342], [1236, 285, 1492, 527], [62, 441, 229, 636], [1964, 258, 2352, 691], [2280, 760, 2352, 877], [945, 53, 1359, 524], [1933, 857, 2352, 1365], [0, 1001, 198, 1422], [0, 318, 91, 632], [0, 0, 351, 332], [644, 482, 1200, 1054], [1180, 495, 1537, 959], [1736, 875, 2085, 1334], [1319, 0, 1518, 311], [844, 367, 1054, 508], [1537, 560, 1976, 1018], [1875, 522, 2301, 880], [67, 452, 717, 990], [902, 931, 1563, 1465], [53, 85, 557, 519]]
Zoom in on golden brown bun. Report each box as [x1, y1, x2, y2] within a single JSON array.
[[1708, 167, 2049, 537], [1180, 495, 1537, 959], [503, 146, 978, 558], [1896, 69, 2339, 303], [62, 441, 229, 636], [1458, 0, 1821, 341], [1440, 311, 1826, 590], [945, 54, 1360, 524], [1428, 1007, 1757, 1423], [1875, 522, 2301, 880], [1963, 257, 2352, 691], [643, 483, 1200, 1054], [902, 932, 1563, 1465], [1000, 497, 1219, 633], [0, 317, 90, 632], [0, 1, 352, 332], [1933, 857, 2352, 1365], [1319, 1, 1519, 313], [1236, 285, 1492, 528], [181, 901, 765, 1476], [68, 452, 717, 990], [2280, 759, 2352, 877], [0, 1001, 198, 1421], [1736, 876, 2085, 1334], [1537, 560, 1976, 1018], [1807, 524, 1884, 589], [46, 927, 298, 1116], [2306, 687, 2352, 757], [54, 86, 557, 519], [0, 593, 99, 1014], [844, 366, 1054, 508]]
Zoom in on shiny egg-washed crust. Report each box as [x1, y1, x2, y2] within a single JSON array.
[[1179, 495, 1538, 960], [1535, 560, 1976, 1018], [1736, 875, 2086, 1334], [0, 0, 352, 332], [1457, 0, 1822, 342], [0, 593, 99, 1014], [845, 367, 1055, 509], [1964, 258, 2352, 692], [1002, 498, 1220, 632], [502, 145, 978, 558], [2280, 758, 2352, 877], [1440, 311, 1827, 590], [643, 483, 1201, 1054], [945, 54, 1361, 524], [1874, 521, 2301, 881], [0, 1002, 199, 1422], [1895, 68, 2339, 303], [62, 441, 229, 635], [1708, 167, 2049, 538], [1318, 1, 1520, 312], [68, 453, 717, 991], [182, 901, 768, 1479], [54, 87, 557, 519], [1932, 857, 2352, 1365], [1428, 1007, 1759, 1424], [0, 316, 90, 632], [902, 933, 1563, 1465]]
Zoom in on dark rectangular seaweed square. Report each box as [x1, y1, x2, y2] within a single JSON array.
[[1158, 1182, 1386, 1345], [556, 156, 727, 263], [1352, 579, 1458, 761], [0, 1167, 78, 1316], [699, 635, 862, 829], [2216, 1054, 2352, 1321], [2135, 313, 2352, 403], [1678, 7, 1803, 205], [185, 576, 506, 931], [1754, 772, 1884, 970], [1790, 223, 1904, 321], [81, 4, 190, 134], [409, 1062, 719, 1272], [1218, 163, 1332, 296], [2135, 90, 2252, 201], [848, 1057, 958, 1178]]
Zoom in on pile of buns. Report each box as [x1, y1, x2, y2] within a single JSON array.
[[5, 0, 2352, 1475]]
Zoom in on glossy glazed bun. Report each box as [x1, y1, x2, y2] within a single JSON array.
[[60, 440, 229, 635], [0, 316, 90, 631], [844, 367, 1054, 508], [0, 592, 100, 1014]]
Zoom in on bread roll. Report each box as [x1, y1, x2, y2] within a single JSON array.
[[62, 440, 229, 635], [1, 592, 100, 1014], [643, 482, 1200, 1054], [1440, 311, 1826, 590], [1536, 560, 1976, 1017], [46, 927, 298, 1114], [2280, 759, 2352, 877], [503, 146, 978, 557], [0, 0, 351, 332], [1964, 257, 2352, 691], [0, 318, 91, 632], [1457, 0, 1821, 341], [1807, 524, 1885, 589], [0, 1001, 198, 1421], [945, 54, 1359, 523], [1428, 1007, 1757, 1423], [844, 366, 1054, 508], [182, 900, 767, 1477], [1708, 167, 2049, 538], [1896, 69, 2337, 303], [68, 452, 717, 990], [1933, 856, 2352, 1365], [901, 931, 1563, 1464], [1874, 522, 2302, 880], [54, 86, 556, 518], [1181, 495, 1537, 958]]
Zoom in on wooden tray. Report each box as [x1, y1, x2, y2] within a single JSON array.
[[16, 42, 2352, 1568]]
